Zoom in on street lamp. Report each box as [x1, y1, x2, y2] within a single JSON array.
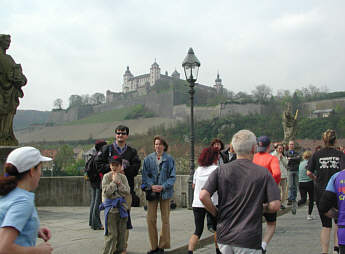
[[182, 48, 200, 208]]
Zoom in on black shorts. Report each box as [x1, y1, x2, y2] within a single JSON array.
[[263, 212, 277, 223], [316, 190, 338, 228], [192, 207, 216, 238]]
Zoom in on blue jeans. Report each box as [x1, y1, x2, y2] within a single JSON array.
[[89, 185, 102, 229], [288, 171, 299, 201]]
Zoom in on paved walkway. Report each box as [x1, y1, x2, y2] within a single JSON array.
[[194, 205, 337, 254], [37, 205, 334, 254], [37, 206, 213, 254]]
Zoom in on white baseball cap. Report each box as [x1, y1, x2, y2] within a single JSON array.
[[6, 146, 52, 173]]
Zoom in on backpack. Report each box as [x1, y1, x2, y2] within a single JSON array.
[[85, 154, 99, 183]]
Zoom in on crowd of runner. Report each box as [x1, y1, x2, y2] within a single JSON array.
[[0, 125, 345, 254]]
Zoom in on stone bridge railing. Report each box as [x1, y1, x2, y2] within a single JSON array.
[[36, 175, 189, 207]]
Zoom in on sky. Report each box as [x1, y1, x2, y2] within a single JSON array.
[[2, 0, 345, 111]]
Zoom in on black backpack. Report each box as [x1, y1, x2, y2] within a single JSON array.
[[85, 154, 99, 183]]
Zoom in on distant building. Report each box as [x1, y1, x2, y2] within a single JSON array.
[[214, 72, 224, 93], [311, 109, 334, 118], [122, 60, 181, 94]]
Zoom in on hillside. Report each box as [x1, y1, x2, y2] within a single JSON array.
[[14, 110, 51, 130]]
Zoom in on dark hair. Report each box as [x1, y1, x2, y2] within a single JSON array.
[[115, 125, 129, 135], [198, 147, 219, 167], [211, 138, 224, 151], [95, 140, 107, 151], [0, 163, 29, 196], [153, 136, 168, 152]]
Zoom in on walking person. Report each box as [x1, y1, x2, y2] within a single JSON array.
[[210, 138, 224, 165], [188, 147, 219, 254], [87, 140, 107, 230], [0, 147, 53, 254], [253, 136, 281, 253], [272, 143, 288, 209], [200, 130, 281, 254], [100, 155, 131, 254], [142, 136, 176, 254], [298, 150, 314, 220], [307, 129, 345, 254], [319, 169, 345, 254]]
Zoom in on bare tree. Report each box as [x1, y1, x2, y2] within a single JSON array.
[[53, 98, 63, 110], [252, 84, 272, 103], [91, 92, 105, 104], [69, 95, 82, 107]]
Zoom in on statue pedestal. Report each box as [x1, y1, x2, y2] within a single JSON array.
[[0, 146, 18, 176]]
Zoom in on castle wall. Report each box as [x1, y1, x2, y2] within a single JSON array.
[[302, 97, 345, 113]]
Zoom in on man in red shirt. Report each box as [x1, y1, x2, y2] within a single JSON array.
[[253, 136, 281, 254]]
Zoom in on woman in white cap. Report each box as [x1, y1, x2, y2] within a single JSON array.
[[0, 146, 53, 254]]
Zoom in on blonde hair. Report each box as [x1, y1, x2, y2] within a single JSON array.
[[322, 129, 336, 147], [303, 150, 312, 160]]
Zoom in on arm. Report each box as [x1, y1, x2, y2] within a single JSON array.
[[264, 172, 281, 213], [200, 189, 217, 217], [264, 200, 281, 213], [141, 158, 155, 188], [124, 148, 141, 178], [95, 146, 110, 175], [38, 227, 51, 242], [0, 227, 52, 254], [306, 170, 317, 181], [117, 174, 131, 196], [162, 158, 176, 191], [102, 173, 118, 198]]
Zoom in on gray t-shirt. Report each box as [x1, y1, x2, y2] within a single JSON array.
[[202, 159, 280, 250]]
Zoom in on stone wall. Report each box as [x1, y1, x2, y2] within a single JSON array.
[[35, 175, 189, 207], [302, 97, 345, 114]]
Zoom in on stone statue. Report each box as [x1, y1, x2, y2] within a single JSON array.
[[0, 34, 27, 146], [282, 102, 298, 144]]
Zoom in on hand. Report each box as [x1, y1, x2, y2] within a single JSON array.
[[151, 185, 163, 192], [38, 227, 51, 242], [36, 242, 53, 254]]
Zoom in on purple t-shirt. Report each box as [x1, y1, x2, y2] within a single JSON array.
[[202, 159, 280, 250]]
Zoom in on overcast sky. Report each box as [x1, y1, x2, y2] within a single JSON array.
[[2, 0, 345, 111]]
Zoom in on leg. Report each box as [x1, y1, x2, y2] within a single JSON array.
[[147, 200, 159, 251], [307, 181, 314, 215], [89, 186, 96, 227], [116, 216, 128, 253], [334, 224, 339, 251], [298, 182, 307, 206], [93, 187, 103, 229], [280, 178, 288, 204], [287, 171, 293, 202], [321, 227, 332, 253], [103, 211, 118, 254], [158, 198, 171, 249], [188, 207, 206, 251], [124, 194, 132, 252], [340, 245, 345, 254], [262, 213, 277, 251]]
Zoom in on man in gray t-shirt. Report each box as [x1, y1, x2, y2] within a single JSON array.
[[200, 130, 280, 254]]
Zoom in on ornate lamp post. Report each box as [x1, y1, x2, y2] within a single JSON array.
[[182, 48, 200, 208]]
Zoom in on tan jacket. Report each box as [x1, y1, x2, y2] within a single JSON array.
[[102, 171, 131, 212]]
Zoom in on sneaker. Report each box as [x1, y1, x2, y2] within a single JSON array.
[[280, 205, 286, 210], [208, 226, 216, 233], [157, 248, 164, 254], [291, 200, 297, 215], [261, 247, 266, 254], [147, 248, 159, 254], [307, 215, 313, 220]]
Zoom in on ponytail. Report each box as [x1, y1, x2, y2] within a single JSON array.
[[0, 163, 27, 196]]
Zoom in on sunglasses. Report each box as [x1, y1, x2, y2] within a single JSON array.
[[116, 132, 127, 135]]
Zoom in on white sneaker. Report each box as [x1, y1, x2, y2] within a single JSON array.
[[307, 215, 313, 220]]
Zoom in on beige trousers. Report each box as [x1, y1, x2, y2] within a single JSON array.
[[280, 178, 288, 204], [146, 198, 171, 250], [103, 210, 128, 254]]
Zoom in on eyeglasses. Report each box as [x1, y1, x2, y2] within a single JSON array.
[[116, 132, 127, 136]]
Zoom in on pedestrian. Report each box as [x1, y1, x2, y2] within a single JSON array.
[[319, 169, 345, 254], [297, 150, 314, 220], [142, 136, 176, 254], [286, 140, 301, 214], [307, 129, 345, 254], [188, 147, 219, 254], [87, 140, 107, 230], [96, 125, 141, 253], [219, 143, 237, 164], [0, 147, 53, 254], [272, 143, 289, 209], [210, 138, 224, 165], [253, 136, 281, 253], [100, 155, 131, 254], [200, 130, 281, 254]]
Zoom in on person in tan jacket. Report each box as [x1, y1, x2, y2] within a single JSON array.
[[101, 155, 131, 254]]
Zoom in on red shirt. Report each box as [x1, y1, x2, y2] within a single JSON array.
[[253, 152, 281, 184]]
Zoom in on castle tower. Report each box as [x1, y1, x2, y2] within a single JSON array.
[[171, 69, 180, 79], [150, 59, 161, 86], [123, 66, 133, 93], [214, 72, 223, 93]]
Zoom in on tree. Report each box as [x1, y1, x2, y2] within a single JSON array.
[[53, 98, 63, 110], [251, 84, 272, 104], [91, 92, 105, 104], [69, 95, 82, 108], [54, 144, 75, 174], [81, 94, 90, 105]]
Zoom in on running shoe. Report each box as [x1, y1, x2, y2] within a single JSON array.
[[307, 215, 313, 220], [261, 247, 266, 254], [291, 200, 297, 215]]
